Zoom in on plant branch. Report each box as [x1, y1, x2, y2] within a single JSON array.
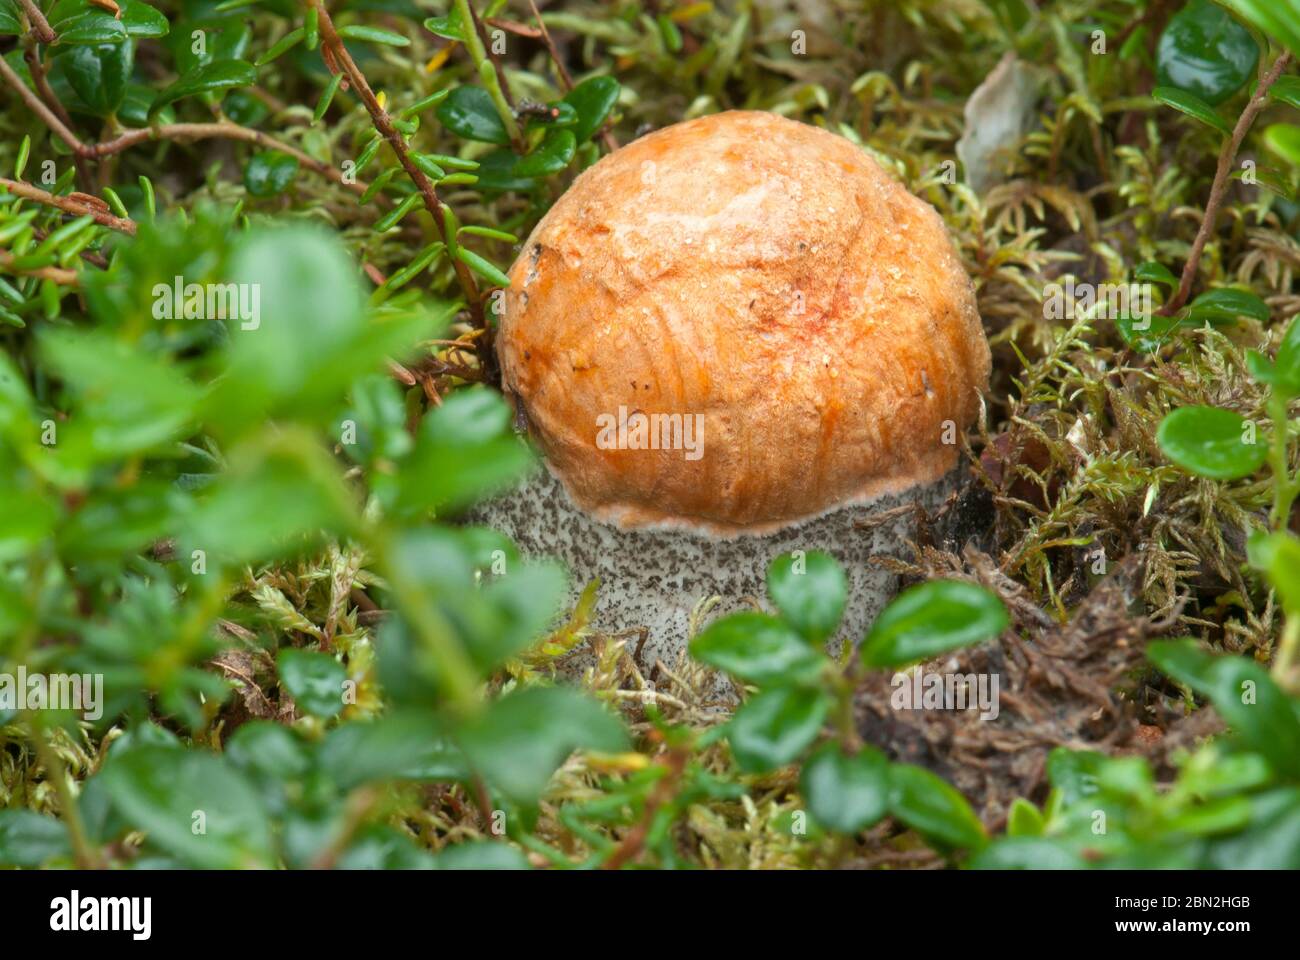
[[308, 0, 487, 339], [89, 122, 368, 196], [18, 0, 57, 44], [0, 177, 138, 234], [1158, 52, 1293, 317], [0, 51, 88, 156], [0, 249, 79, 285], [2, 55, 370, 198]]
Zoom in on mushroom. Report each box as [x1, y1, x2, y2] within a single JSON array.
[[471, 111, 990, 674]]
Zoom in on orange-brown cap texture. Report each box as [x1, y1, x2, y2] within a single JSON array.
[[499, 110, 990, 535]]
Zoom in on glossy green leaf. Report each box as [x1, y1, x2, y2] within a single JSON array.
[[1134, 260, 1178, 289], [563, 75, 620, 142], [1156, 0, 1258, 105], [436, 85, 510, 144], [1186, 287, 1270, 324], [149, 59, 256, 118], [766, 550, 847, 641], [513, 128, 576, 177], [100, 745, 274, 868], [57, 40, 133, 117], [455, 247, 511, 287], [888, 763, 987, 850], [726, 686, 830, 773], [1223, 0, 1300, 61], [689, 612, 827, 685], [277, 649, 346, 718], [49, 0, 167, 41], [800, 743, 890, 833], [861, 580, 1008, 668], [243, 150, 299, 198], [1152, 85, 1233, 135], [1156, 405, 1267, 479]]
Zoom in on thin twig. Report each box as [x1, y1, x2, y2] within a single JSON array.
[[0, 51, 87, 155], [308, 0, 487, 339], [0, 249, 79, 285], [1158, 52, 1293, 316], [18, 0, 57, 44], [0, 177, 138, 235], [1, 55, 369, 197], [90, 122, 367, 196]]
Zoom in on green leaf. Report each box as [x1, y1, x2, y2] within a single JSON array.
[[1271, 75, 1300, 110], [254, 26, 304, 66], [336, 825, 436, 869], [1149, 640, 1300, 779], [861, 580, 1008, 669], [512, 128, 576, 177], [1156, 0, 1259, 105], [277, 649, 346, 718], [48, 0, 167, 42], [1115, 309, 1186, 353], [970, 837, 1084, 869], [436, 85, 510, 144], [430, 841, 529, 870], [186, 430, 356, 565], [56, 40, 133, 117], [888, 763, 987, 850], [1006, 796, 1045, 836], [422, 10, 464, 42], [337, 24, 409, 46], [0, 0, 20, 35], [726, 686, 830, 773], [1151, 85, 1233, 136], [689, 612, 828, 685], [1272, 315, 1300, 395], [455, 247, 511, 287], [395, 387, 535, 516], [766, 550, 847, 642], [0, 810, 71, 867], [38, 328, 202, 465], [563, 75, 620, 142], [800, 743, 890, 833], [149, 59, 256, 118], [243, 150, 299, 198], [1186, 287, 1270, 324], [1223, 0, 1300, 61], [318, 711, 467, 789], [1134, 260, 1178, 289], [1156, 405, 1267, 479], [458, 687, 629, 806], [1263, 123, 1300, 167], [100, 745, 274, 868]]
